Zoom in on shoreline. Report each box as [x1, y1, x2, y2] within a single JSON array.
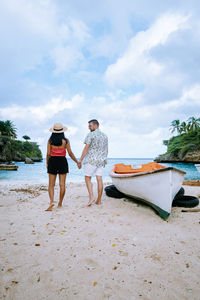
[[155, 159, 200, 163], [0, 178, 200, 185]]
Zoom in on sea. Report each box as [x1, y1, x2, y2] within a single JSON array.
[[0, 158, 200, 185]]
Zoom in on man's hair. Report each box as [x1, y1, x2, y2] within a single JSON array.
[[88, 119, 99, 126]]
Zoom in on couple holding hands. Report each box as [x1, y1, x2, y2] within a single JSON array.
[[46, 119, 108, 211]]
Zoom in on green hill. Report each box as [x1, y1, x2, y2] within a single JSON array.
[[0, 120, 42, 162], [155, 117, 200, 162]]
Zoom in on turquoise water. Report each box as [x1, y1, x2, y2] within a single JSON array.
[[0, 158, 200, 184]]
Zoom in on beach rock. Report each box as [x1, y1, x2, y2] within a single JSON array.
[[25, 157, 34, 164], [155, 149, 200, 163], [30, 157, 43, 162]]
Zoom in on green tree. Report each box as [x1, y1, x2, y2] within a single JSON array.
[[0, 121, 6, 135], [170, 119, 180, 134], [0, 120, 17, 138], [22, 135, 31, 141], [179, 121, 187, 134], [4, 120, 17, 138], [187, 117, 200, 132]]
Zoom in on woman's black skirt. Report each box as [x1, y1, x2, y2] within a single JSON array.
[[47, 157, 69, 174]]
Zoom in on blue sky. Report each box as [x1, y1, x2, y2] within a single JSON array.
[[0, 0, 200, 158]]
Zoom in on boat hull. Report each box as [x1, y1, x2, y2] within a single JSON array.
[[110, 167, 186, 219], [0, 164, 18, 170]]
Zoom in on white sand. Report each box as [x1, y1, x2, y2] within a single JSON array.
[[0, 182, 200, 300]]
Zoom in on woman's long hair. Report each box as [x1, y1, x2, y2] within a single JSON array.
[[49, 133, 68, 146]]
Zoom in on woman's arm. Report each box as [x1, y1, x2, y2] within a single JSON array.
[[46, 140, 51, 168], [66, 141, 81, 167]]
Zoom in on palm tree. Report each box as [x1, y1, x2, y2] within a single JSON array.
[[180, 121, 187, 134], [187, 117, 200, 132], [4, 120, 17, 138], [0, 121, 6, 135], [170, 119, 180, 134]]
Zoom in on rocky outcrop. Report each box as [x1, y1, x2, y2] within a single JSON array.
[[12, 152, 26, 162], [155, 150, 200, 163], [25, 157, 34, 164], [30, 157, 43, 162], [183, 150, 200, 162], [0, 139, 12, 162], [0, 136, 42, 163], [155, 129, 200, 163]]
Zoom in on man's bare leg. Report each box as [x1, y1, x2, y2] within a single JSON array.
[[58, 173, 66, 207], [46, 174, 57, 211], [85, 176, 95, 206], [96, 175, 103, 205]]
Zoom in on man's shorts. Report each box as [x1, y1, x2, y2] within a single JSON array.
[[84, 163, 104, 177]]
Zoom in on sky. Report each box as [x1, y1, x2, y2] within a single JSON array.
[[0, 0, 200, 158]]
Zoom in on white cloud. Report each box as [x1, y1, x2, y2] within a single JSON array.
[[1, 0, 58, 38], [51, 46, 83, 74], [104, 125, 167, 157], [1, 82, 200, 157], [104, 13, 189, 87], [67, 126, 78, 136], [1, 1, 200, 158], [0, 0, 90, 79], [161, 84, 200, 110], [50, 18, 90, 74], [0, 95, 83, 122], [68, 18, 90, 43]]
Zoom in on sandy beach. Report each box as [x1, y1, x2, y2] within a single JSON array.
[[0, 182, 200, 300]]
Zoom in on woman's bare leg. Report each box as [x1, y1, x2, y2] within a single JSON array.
[[85, 176, 95, 206], [46, 174, 57, 211], [58, 173, 67, 207]]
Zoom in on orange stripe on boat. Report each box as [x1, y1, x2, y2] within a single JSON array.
[[114, 162, 166, 174]]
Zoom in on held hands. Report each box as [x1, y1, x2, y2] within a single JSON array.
[[77, 161, 82, 169]]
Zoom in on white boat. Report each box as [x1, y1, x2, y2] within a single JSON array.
[[195, 164, 200, 171], [0, 163, 18, 170], [110, 167, 186, 219]]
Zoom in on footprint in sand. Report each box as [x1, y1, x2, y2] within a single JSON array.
[[119, 250, 128, 256], [85, 258, 100, 268]]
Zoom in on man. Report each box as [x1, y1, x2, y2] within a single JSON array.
[[79, 119, 108, 206]]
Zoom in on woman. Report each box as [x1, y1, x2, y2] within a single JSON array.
[[46, 123, 80, 211]]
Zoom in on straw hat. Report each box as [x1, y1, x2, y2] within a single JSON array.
[[49, 123, 67, 133]]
